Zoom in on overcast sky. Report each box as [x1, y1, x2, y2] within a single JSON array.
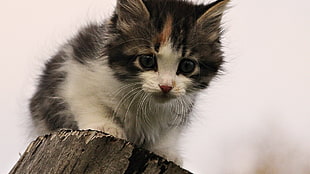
[[1, 0, 310, 173]]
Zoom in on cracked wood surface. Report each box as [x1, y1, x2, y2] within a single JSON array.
[[10, 130, 192, 174]]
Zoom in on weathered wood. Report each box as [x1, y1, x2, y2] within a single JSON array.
[[10, 130, 192, 174]]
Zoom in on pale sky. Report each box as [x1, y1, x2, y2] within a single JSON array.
[[0, 0, 310, 173]]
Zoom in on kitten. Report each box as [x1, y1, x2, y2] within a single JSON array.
[[30, 0, 229, 164]]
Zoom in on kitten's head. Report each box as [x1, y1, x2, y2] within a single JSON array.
[[107, 0, 229, 100]]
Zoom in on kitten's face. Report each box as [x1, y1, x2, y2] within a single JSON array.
[[107, 0, 228, 99]]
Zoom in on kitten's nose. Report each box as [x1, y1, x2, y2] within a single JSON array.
[[159, 85, 173, 93]]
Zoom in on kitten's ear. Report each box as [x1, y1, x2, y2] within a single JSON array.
[[196, 0, 230, 41], [116, 0, 150, 23]]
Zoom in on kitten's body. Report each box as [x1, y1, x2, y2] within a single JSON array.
[[30, 0, 228, 164]]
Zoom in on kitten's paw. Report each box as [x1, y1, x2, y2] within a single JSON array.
[[103, 126, 127, 139], [83, 123, 127, 139]]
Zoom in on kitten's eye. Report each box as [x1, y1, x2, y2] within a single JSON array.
[[178, 59, 196, 74], [138, 55, 156, 70]]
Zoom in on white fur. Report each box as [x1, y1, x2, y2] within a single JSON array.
[[60, 56, 126, 136], [58, 42, 195, 165]]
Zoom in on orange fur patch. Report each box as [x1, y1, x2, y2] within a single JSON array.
[[157, 15, 173, 45]]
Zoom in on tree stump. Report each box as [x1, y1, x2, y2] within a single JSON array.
[[10, 130, 192, 174]]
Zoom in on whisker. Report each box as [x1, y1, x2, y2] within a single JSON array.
[[137, 93, 147, 123], [111, 82, 142, 100], [125, 90, 143, 119], [133, 92, 148, 134], [112, 86, 142, 118], [142, 94, 151, 127]]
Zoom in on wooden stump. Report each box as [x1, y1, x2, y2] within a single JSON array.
[[10, 130, 192, 174]]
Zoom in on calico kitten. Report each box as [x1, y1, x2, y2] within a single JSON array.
[[30, 0, 229, 164]]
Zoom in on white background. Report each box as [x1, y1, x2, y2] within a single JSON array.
[[1, 0, 309, 173]]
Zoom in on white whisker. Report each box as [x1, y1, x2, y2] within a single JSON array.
[[125, 90, 143, 118], [112, 85, 142, 118]]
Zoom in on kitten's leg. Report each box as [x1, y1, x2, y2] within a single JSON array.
[[69, 99, 126, 139], [149, 128, 183, 165], [62, 79, 127, 139]]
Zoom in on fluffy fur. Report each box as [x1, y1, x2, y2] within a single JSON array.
[[30, 0, 229, 164]]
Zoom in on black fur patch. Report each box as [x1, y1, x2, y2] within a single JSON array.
[[70, 24, 106, 64]]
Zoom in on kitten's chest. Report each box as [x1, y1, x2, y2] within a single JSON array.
[[118, 99, 186, 145]]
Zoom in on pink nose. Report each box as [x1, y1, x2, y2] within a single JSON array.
[[159, 85, 173, 93]]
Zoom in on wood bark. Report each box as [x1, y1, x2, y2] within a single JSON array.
[[10, 130, 192, 174]]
